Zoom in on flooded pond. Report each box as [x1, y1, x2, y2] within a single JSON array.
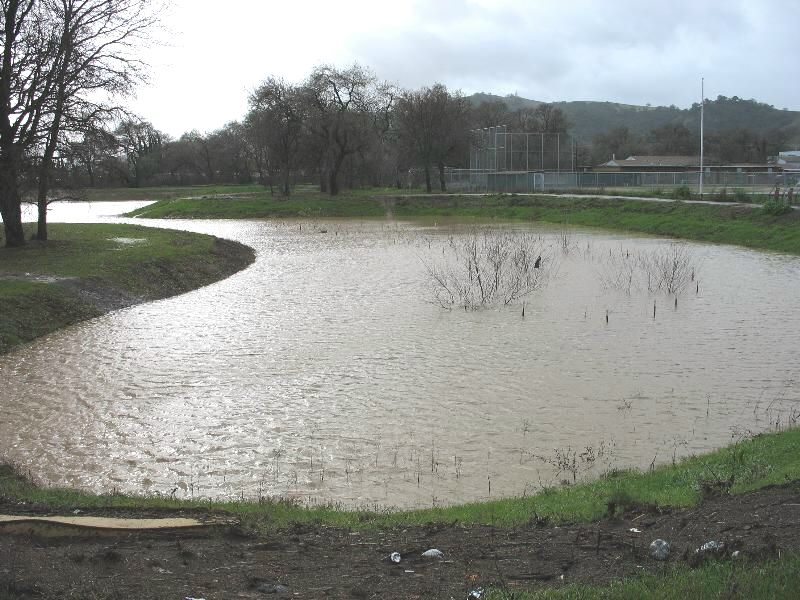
[[2, 202, 799, 508]]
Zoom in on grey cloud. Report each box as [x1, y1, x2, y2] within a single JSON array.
[[343, 0, 798, 110]]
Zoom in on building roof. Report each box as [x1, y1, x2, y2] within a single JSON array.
[[598, 155, 701, 168]]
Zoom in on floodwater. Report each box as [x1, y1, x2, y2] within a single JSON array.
[[2, 202, 799, 508]]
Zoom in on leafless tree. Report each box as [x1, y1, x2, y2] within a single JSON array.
[[646, 243, 697, 295], [532, 103, 571, 134], [115, 118, 165, 187], [424, 229, 553, 309], [246, 77, 305, 196], [301, 64, 394, 196], [599, 243, 698, 295], [470, 99, 510, 130], [396, 83, 470, 193], [64, 125, 118, 187], [0, 0, 161, 246]]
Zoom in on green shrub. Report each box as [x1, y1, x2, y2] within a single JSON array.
[[674, 185, 693, 200], [711, 188, 729, 202], [763, 196, 792, 215]]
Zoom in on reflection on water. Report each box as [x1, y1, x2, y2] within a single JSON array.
[[1, 202, 799, 508]]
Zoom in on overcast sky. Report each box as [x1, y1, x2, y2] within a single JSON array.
[[131, 0, 798, 138]]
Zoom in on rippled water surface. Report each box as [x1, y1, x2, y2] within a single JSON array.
[[2, 202, 799, 508]]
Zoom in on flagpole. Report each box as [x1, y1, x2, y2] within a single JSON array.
[[700, 77, 704, 197]]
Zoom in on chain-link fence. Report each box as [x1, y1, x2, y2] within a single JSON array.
[[445, 168, 796, 193], [470, 128, 579, 172]]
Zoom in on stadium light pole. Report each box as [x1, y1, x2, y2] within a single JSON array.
[[699, 77, 705, 197]]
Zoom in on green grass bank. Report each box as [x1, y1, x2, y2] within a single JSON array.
[[0, 223, 255, 353], [127, 189, 800, 255], [3, 427, 799, 532], [83, 182, 265, 202], [2, 427, 800, 598], [485, 555, 800, 599]]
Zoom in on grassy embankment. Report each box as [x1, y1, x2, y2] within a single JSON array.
[[83, 182, 265, 202], [3, 427, 800, 597], [486, 555, 800, 599], [128, 188, 800, 255], [0, 223, 255, 353], [3, 427, 799, 531]]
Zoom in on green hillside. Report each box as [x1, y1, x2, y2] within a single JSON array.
[[469, 93, 800, 142]]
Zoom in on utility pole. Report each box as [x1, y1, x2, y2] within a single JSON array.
[[700, 77, 705, 197]]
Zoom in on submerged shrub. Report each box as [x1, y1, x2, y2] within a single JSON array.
[[599, 243, 699, 295], [423, 228, 554, 309]]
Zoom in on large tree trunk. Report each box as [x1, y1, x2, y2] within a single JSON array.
[[424, 165, 432, 193], [36, 192, 48, 241], [36, 156, 54, 241], [328, 153, 346, 196], [0, 152, 25, 247], [86, 161, 95, 187], [328, 168, 339, 196], [281, 166, 290, 196], [438, 162, 447, 192]]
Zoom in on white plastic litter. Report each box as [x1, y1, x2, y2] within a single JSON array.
[[649, 539, 670, 561], [421, 548, 445, 559], [699, 541, 724, 553], [390, 552, 401, 563]]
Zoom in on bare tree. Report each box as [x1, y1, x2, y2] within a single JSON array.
[[599, 243, 698, 295], [301, 64, 394, 196], [0, 0, 161, 246], [533, 103, 571, 133], [396, 83, 469, 193], [471, 99, 510, 130], [424, 229, 553, 309], [115, 118, 165, 187], [1, 0, 53, 246], [65, 125, 118, 187], [247, 77, 305, 196]]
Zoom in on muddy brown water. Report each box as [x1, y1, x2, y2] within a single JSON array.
[[2, 202, 799, 509]]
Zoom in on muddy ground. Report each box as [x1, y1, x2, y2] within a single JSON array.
[[2, 483, 799, 599]]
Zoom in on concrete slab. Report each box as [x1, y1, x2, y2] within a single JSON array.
[[0, 514, 237, 538], [0, 514, 203, 529]]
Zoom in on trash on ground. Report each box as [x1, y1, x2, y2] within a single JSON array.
[[421, 548, 445, 559], [389, 551, 401, 563], [698, 540, 724, 553], [649, 539, 670, 561], [629, 527, 642, 533], [256, 583, 290, 594], [468, 588, 484, 599]]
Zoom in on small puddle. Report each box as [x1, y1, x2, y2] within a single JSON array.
[[109, 237, 147, 247]]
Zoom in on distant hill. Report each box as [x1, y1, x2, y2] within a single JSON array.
[[468, 93, 800, 143]]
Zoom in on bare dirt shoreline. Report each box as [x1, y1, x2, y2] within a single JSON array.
[[2, 483, 799, 599]]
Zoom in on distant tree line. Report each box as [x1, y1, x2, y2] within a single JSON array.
[[590, 122, 793, 166], [4, 32, 796, 248], [55, 82, 794, 199], [47, 66, 579, 197]]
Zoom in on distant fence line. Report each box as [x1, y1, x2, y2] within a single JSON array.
[[444, 169, 799, 193], [470, 128, 578, 172]]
